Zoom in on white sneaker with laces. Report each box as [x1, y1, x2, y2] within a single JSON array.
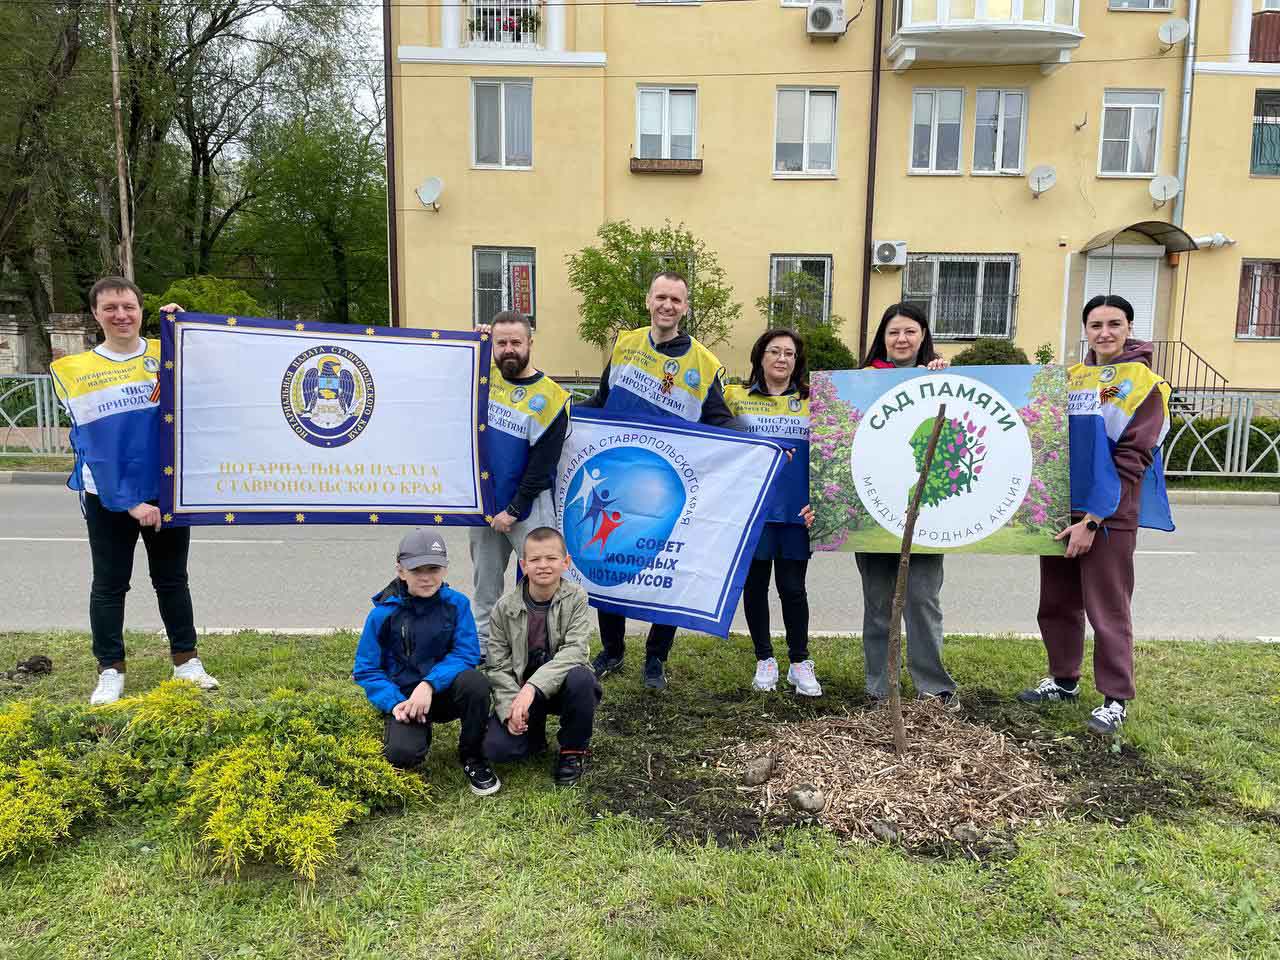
[[173, 657, 220, 690], [90, 668, 125, 706], [787, 659, 823, 697], [1087, 700, 1126, 736], [752, 657, 779, 692]]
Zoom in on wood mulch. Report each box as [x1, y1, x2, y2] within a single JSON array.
[[724, 699, 1067, 846]]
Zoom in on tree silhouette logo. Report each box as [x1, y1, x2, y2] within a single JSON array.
[[909, 410, 989, 507]]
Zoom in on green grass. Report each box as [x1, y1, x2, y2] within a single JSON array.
[[1165, 475, 1280, 492], [0, 455, 73, 472], [1, 629, 1277, 959], [829, 522, 1063, 555]]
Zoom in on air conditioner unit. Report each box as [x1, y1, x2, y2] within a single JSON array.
[[872, 240, 908, 268], [807, 1, 846, 38]]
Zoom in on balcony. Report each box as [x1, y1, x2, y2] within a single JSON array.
[[466, 0, 543, 50], [1252, 11, 1280, 64], [887, 0, 1083, 75]]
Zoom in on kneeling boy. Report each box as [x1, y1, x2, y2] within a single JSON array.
[[353, 530, 501, 796], [483, 526, 601, 787]]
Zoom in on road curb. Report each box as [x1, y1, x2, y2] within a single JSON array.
[[0, 471, 67, 486], [1167, 489, 1280, 506]]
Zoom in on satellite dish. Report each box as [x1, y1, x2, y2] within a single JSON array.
[[415, 177, 444, 211], [1028, 164, 1057, 199], [1149, 174, 1182, 208], [1158, 17, 1190, 50]]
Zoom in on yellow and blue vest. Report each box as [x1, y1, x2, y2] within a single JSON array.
[[49, 339, 162, 511], [1066, 360, 1174, 531], [604, 327, 725, 423], [725, 384, 810, 526], [483, 368, 570, 520]]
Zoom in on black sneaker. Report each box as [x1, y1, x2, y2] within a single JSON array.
[[461, 756, 501, 796], [1016, 677, 1081, 704], [1087, 700, 1126, 736], [643, 656, 668, 691], [592, 650, 625, 679], [554, 748, 590, 787]]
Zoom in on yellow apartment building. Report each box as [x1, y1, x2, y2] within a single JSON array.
[[384, 0, 1280, 390]]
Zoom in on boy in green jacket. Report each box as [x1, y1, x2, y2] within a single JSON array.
[[482, 526, 601, 786]]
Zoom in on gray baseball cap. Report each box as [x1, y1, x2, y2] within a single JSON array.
[[397, 529, 449, 569]]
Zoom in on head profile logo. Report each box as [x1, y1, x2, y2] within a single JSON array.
[[788, 397, 802, 413], [143, 356, 160, 374], [281, 345, 375, 448], [511, 386, 527, 404], [562, 448, 686, 587]]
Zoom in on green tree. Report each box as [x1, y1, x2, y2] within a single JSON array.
[[566, 220, 741, 349], [144, 276, 264, 325]]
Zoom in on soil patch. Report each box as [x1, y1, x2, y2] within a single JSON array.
[[584, 680, 1212, 853]]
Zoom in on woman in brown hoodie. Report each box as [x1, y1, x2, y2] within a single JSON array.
[[1018, 294, 1173, 736]]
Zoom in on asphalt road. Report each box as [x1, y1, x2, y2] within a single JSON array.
[[1, 485, 1276, 640]]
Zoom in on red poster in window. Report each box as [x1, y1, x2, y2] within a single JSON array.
[[511, 264, 532, 315]]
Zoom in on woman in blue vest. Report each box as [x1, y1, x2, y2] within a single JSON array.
[[726, 329, 818, 695]]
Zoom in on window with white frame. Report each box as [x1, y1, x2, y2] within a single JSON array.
[[973, 89, 1025, 174], [774, 88, 837, 175], [1237, 260, 1280, 339], [636, 87, 697, 160], [1108, 0, 1171, 10], [474, 247, 536, 327], [911, 89, 963, 174], [1100, 90, 1161, 176], [902, 253, 1019, 338], [767, 255, 833, 325], [473, 79, 533, 168]]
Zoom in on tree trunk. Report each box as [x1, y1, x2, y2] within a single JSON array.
[[886, 403, 948, 755], [15, 241, 54, 371]]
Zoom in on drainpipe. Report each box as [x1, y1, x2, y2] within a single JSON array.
[[1172, 0, 1198, 228], [383, 0, 401, 327], [856, 0, 886, 361]]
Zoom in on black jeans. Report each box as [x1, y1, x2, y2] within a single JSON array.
[[382, 668, 492, 768], [743, 556, 810, 662], [598, 611, 676, 662], [483, 665, 602, 761], [84, 493, 197, 669]]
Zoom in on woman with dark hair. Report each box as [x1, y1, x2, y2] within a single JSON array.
[[855, 303, 957, 707], [1017, 294, 1173, 736], [726, 328, 818, 695]]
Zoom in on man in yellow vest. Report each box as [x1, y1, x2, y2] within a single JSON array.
[[576, 271, 733, 691]]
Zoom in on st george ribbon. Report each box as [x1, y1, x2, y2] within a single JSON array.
[[159, 312, 494, 526], [555, 407, 787, 636]]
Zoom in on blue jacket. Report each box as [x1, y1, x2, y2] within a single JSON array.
[[352, 580, 481, 713]]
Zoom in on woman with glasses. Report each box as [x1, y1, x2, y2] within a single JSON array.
[[856, 303, 958, 708], [726, 329, 819, 696]]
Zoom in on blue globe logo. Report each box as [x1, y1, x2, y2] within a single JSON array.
[[562, 447, 686, 587]]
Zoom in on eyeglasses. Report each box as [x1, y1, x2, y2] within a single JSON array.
[[764, 347, 797, 359]]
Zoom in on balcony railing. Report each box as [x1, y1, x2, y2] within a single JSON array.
[[466, 0, 543, 49], [889, 0, 1082, 72]]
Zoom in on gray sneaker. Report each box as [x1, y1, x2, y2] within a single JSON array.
[[1017, 677, 1080, 704], [1087, 700, 1126, 736], [786, 660, 822, 697]]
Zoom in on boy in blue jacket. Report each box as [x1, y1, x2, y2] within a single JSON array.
[[353, 530, 500, 796]]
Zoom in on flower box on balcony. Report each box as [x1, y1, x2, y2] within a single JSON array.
[[629, 157, 703, 175]]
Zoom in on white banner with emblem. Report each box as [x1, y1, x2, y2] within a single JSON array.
[[159, 313, 494, 526]]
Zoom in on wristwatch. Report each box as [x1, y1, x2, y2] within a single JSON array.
[[1085, 519, 1100, 532]]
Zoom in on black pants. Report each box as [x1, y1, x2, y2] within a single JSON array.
[[382, 668, 491, 769], [598, 611, 675, 662], [483, 665, 602, 761], [743, 556, 810, 662], [84, 493, 198, 670]]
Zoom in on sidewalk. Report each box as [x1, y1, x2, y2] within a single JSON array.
[[7, 471, 1277, 504]]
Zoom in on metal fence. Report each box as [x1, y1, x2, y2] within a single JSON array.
[[466, 0, 543, 48], [1163, 391, 1280, 477], [0, 374, 69, 457]]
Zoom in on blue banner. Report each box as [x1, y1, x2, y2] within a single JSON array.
[[554, 407, 786, 636]]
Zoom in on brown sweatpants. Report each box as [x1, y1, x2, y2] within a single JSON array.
[[1036, 528, 1137, 702]]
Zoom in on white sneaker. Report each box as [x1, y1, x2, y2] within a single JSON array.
[[173, 657, 220, 690], [90, 668, 125, 706], [787, 659, 823, 697], [752, 657, 779, 692]]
